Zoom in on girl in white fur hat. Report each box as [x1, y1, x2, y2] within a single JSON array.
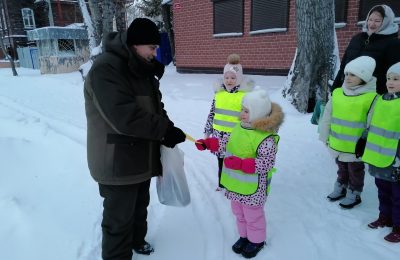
[[360, 62, 400, 243], [217, 90, 284, 258], [319, 56, 378, 209], [195, 54, 254, 190]]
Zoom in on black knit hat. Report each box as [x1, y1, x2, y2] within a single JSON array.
[[126, 18, 161, 46]]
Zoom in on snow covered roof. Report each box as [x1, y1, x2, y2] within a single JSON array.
[[27, 27, 88, 41]]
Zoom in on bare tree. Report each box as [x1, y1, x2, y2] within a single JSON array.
[[115, 0, 127, 31], [102, 0, 116, 34], [161, 3, 175, 64], [138, 0, 161, 17], [79, 0, 131, 79], [282, 0, 335, 113], [88, 0, 103, 46], [78, 0, 96, 50], [86, 0, 130, 46], [0, 1, 17, 76]]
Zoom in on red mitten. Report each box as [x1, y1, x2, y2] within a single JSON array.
[[203, 138, 219, 152], [224, 156, 242, 170], [195, 139, 207, 151], [241, 158, 256, 174]]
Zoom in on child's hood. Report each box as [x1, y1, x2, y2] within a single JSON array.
[[213, 77, 255, 93], [342, 76, 377, 96], [251, 103, 284, 133]]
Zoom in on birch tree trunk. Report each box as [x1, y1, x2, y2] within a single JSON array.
[[102, 0, 116, 35], [115, 0, 127, 31], [88, 0, 103, 46], [78, 0, 96, 51], [282, 0, 335, 113]]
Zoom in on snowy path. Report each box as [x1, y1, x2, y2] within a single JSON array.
[[0, 68, 399, 260]]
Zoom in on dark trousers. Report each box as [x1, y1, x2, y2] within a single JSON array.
[[99, 180, 151, 260], [336, 159, 365, 192], [375, 178, 400, 226], [218, 157, 224, 188]]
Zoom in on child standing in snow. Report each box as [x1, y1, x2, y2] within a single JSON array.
[[196, 54, 253, 189], [199, 90, 283, 258], [359, 62, 400, 243], [319, 56, 377, 209]]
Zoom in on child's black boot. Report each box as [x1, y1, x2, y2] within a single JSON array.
[[241, 241, 265, 258], [232, 237, 249, 254]]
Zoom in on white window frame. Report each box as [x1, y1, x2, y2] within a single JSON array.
[[21, 8, 36, 29]]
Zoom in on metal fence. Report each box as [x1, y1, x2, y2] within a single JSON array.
[[16, 47, 39, 69]]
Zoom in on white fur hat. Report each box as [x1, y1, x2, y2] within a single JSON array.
[[242, 90, 271, 122], [223, 63, 243, 87], [344, 56, 376, 83], [387, 62, 400, 76], [223, 54, 244, 87]]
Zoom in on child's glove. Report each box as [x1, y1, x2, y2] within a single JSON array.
[[355, 138, 367, 158], [195, 138, 219, 152], [241, 158, 256, 174], [224, 156, 242, 170]]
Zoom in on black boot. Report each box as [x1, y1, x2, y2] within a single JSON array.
[[241, 241, 265, 258], [232, 237, 249, 254], [133, 241, 154, 255]]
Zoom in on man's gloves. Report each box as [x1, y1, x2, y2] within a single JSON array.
[[224, 156, 256, 174], [355, 138, 367, 158], [153, 60, 165, 79], [162, 125, 186, 148], [195, 138, 219, 152]]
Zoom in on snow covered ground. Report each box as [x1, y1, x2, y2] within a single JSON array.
[[0, 66, 398, 260]]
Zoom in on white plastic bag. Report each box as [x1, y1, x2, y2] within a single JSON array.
[[157, 145, 191, 207]]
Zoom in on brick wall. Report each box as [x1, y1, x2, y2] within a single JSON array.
[[173, 0, 362, 75]]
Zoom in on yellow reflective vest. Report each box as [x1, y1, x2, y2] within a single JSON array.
[[362, 96, 400, 167], [213, 91, 246, 133], [220, 124, 279, 195], [329, 88, 376, 153]]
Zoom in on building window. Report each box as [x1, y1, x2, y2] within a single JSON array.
[[58, 39, 75, 56], [358, 0, 400, 21], [21, 8, 35, 29], [250, 0, 289, 33], [335, 0, 347, 23], [213, 0, 243, 36]]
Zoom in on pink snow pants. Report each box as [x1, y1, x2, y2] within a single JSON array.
[[231, 201, 266, 243]]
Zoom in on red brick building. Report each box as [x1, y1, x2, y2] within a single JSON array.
[[171, 0, 400, 75]]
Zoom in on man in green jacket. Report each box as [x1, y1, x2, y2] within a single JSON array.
[[84, 18, 186, 260]]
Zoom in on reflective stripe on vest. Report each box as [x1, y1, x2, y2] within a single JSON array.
[[220, 124, 279, 195], [328, 88, 376, 153], [213, 91, 246, 133], [362, 97, 400, 167]]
